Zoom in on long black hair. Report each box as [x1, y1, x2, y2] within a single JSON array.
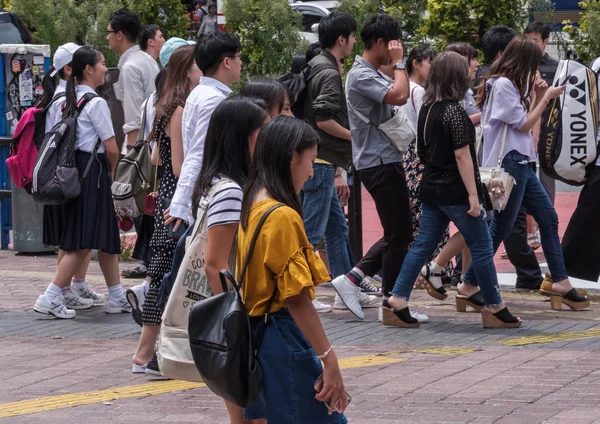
[[241, 116, 319, 229], [192, 95, 269, 219], [63, 46, 102, 118], [36, 66, 69, 108], [240, 76, 286, 116]]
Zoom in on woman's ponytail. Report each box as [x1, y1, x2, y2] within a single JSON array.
[[62, 73, 78, 118], [36, 68, 58, 109]]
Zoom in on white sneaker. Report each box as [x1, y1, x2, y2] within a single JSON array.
[[312, 299, 333, 313], [126, 283, 147, 326], [331, 275, 364, 320], [71, 284, 106, 306], [377, 306, 430, 323], [334, 292, 379, 309], [106, 296, 133, 314], [63, 290, 94, 310], [34, 294, 76, 319]]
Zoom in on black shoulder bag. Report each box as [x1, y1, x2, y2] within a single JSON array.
[[188, 203, 283, 408]]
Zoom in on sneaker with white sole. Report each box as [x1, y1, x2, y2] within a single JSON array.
[[359, 277, 383, 296], [313, 299, 333, 313], [71, 284, 106, 306], [34, 294, 76, 319], [105, 296, 133, 314], [334, 292, 378, 309], [331, 275, 364, 319], [63, 290, 94, 310], [126, 284, 147, 326]]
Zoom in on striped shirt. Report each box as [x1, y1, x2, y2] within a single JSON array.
[[207, 177, 243, 229]]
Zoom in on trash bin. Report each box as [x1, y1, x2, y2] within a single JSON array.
[[11, 180, 53, 252], [0, 44, 53, 253]]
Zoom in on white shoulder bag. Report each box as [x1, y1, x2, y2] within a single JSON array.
[[346, 81, 416, 154], [157, 177, 236, 381], [479, 83, 516, 212]]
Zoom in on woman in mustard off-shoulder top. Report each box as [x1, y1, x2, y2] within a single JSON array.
[[238, 117, 348, 424]]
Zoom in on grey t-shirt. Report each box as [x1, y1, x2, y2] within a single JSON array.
[[346, 56, 402, 170]]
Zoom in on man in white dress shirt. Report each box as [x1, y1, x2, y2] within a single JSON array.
[[165, 32, 242, 230]]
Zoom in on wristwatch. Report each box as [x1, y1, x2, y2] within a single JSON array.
[[395, 61, 406, 70]]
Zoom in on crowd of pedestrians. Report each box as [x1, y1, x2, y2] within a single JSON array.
[[27, 7, 600, 423]]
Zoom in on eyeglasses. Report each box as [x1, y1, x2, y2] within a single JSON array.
[[106, 30, 119, 35]]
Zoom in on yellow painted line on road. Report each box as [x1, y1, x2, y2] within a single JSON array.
[[377, 347, 481, 357], [0, 354, 407, 418], [493, 328, 600, 347], [0, 380, 204, 418]]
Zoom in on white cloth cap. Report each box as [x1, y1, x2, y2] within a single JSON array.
[[51, 43, 81, 77]]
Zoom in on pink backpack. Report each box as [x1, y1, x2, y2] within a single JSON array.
[[5, 93, 65, 193]]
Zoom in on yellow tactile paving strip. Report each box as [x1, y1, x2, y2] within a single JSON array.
[[0, 354, 407, 418], [493, 328, 600, 347]]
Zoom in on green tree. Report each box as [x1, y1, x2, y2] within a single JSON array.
[[14, 0, 187, 67], [223, 0, 303, 82], [563, 0, 600, 64], [420, 0, 529, 50], [335, 0, 428, 71]]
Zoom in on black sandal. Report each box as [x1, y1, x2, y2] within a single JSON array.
[[482, 307, 522, 328], [456, 291, 484, 312], [381, 307, 420, 328], [420, 264, 448, 301], [551, 288, 590, 310]]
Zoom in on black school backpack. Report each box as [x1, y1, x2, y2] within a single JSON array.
[[276, 59, 338, 120], [32, 93, 99, 205]]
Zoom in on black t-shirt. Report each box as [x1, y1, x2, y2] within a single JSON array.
[[417, 100, 482, 206]]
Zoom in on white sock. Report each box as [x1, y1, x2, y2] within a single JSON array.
[[430, 261, 443, 274], [108, 284, 125, 299], [44, 283, 63, 298], [62, 287, 72, 295], [143, 280, 150, 290], [71, 280, 87, 290]]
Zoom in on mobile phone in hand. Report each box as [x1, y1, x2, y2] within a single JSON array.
[[162, 198, 188, 240], [314, 374, 352, 412]]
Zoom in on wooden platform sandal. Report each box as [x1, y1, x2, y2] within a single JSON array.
[[550, 289, 590, 310], [455, 291, 485, 312], [482, 307, 522, 329], [381, 306, 420, 328]]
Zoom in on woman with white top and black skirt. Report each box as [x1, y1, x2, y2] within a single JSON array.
[[33, 46, 131, 319]]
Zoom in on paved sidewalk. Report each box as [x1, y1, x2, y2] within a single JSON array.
[[2, 251, 600, 423]]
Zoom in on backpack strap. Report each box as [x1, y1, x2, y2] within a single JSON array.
[[77, 93, 102, 182], [41, 92, 66, 114]]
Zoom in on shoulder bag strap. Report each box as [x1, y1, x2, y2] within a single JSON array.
[[482, 82, 508, 168], [78, 93, 102, 181], [238, 203, 284, 287], [411, 85, 418, 113], [192, 178, 236, 241], [345, 81, 371, 125], [42, 92, 66, 114]]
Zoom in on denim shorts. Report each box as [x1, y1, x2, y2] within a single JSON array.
[[244, 309, 347, 424]]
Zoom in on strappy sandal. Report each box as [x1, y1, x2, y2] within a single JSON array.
[[500, 250, 508, 259], [482, 307, 522, 328], [456, 291, 484, 312], [419, 264, 448, 301], [381, 306, 420, 328], [527, 231, 541, 251], [550, 289, 590, 311]]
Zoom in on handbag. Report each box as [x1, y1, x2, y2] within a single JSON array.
[[157, 178, 234, 382], [479, 83, 516, 212], [346, 83, 416, 154], [188, 203, 283, 408]]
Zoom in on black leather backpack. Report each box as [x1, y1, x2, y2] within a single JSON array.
[[188, 203, 282, 407]]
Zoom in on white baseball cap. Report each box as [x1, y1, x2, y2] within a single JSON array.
[[51, 43, 81, 77]]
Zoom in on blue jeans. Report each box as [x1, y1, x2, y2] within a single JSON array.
[[392, 203, 502, 306], [244, 309, 347, 424], [464, 150, 567, 284], [302, 163, 353, 278]]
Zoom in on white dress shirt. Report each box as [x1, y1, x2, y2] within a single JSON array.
[[169, 77, 232, 222], [114, 45, 159, 137], [72, 85, 115, 153], [45, 80, 67, 132]]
